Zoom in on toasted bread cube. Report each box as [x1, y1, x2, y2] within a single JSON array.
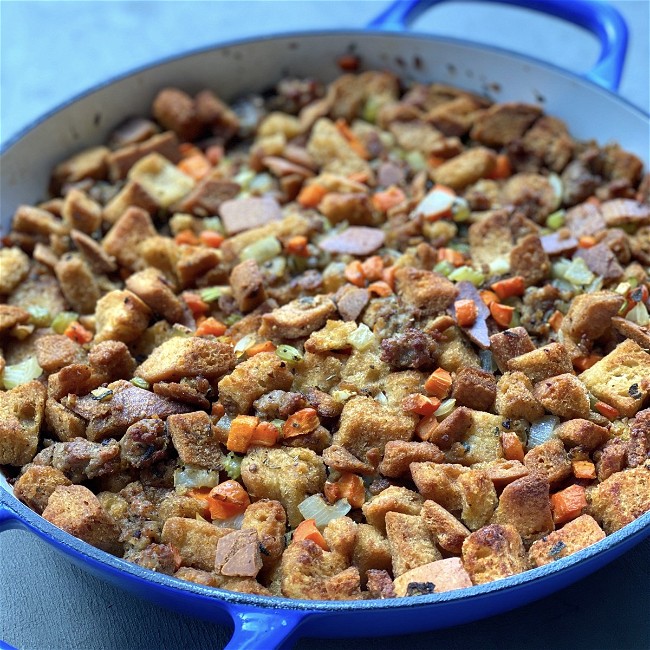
[[54, 254, 101, 315], [125, 267, 185, 323], [175, 245, 222, 289], [242, 499, 287, 575], [102, 206, 157, 271], [523, 438, 572, 487], [94, 290, 151, 344], [304, 320, 357, 353], [588, 466, 650, 533], [50, 146, 109, 193], [461, 524, 527, 584], [260, 295, 338, 341], [42, 484, 122, 555], [44, 398, 87, 442], [379, 440, 444, 477], [451, 367, 497, 412], [352, 523, 392, 580], [476, 459, 530, 489], [394, 267, 457, 315], [450, 409, 506, 466], [88, 340, 137, 384], [533, 373, 591, 419], [47, 364, 96, 401], [492, 474, 554, 543], [241, 446, 326, 527], [0, 305, 29, 333], [137, 336, 236, 384], [555, 419, 610, 450], [393, 557, 472, 597], [0, 247, 30, 294], [217, 351, 293, 415], [561, 291, 625, 344], [495, 372, 545, 422], [0, 380, 47, 466], [102, 180, 158, 225], [385, 512, 441, 577], [431, 147, 496, 190], [507, 342, 573, 384], [167, 411, 223, 469], [173, 567, 223, 588], [528, 514, 605, 567], [61, 188, 102, 234], [35, 335, 86, 374], [410, 462, 466, 511], [13, 464, 72, 513], [361, 486, 424, 534], [322, 516, 358, 561], [579, 339, 650, 417], [421, 500, 470, 554], [229, 259, 267, 314], [489, 327, 536, 373], [161, 516, 233, 572], [436, 327, 481, 372], [128, 152, 195, 208], [457, 469, 498, 530], [291, 351, 343, 394]]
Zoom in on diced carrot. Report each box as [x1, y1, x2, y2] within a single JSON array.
[[183, 292, 209, 319], [454, 299, 478, 327], [283, 408, 320, 439], [348, 170, 371, 184], [64, 321, 93, 344], [335, 118, 369, 159], [207, 480, 251, 520], [227, 415, 259, 453], [293, 519, 329, 550], [206, 144, 224, 166], [424, 368, 453, 399], [335, 472, 366, 508], [195, 317, 227, 338], [402, 393, 441, 417], [501, 430, 525, 463], [573, 354, 602, 372], [490, 302, 515, 328], [548, 310, 564, 332], [428, 155, 446, 168], [246, 340, 276, 357], [361, 255, 384, 281], [367, 280, 393, 297], [381, 265, 398, 290], [297, 183, 327, 208], [344, 260, 366, 287], [578, 235, 598, 248], [572, 460, 597, 480], [249, 420, 279, 447], [479, 290, 500, 307], [199, 230, 225, 248], [491, 276, 525, 300], [211, 402, 225, 419], [487, 153, 512, 180], [372, 187, 406, 213], [323, 481, 340, 504], [437, 248, 465, 267], [175, 229, 200, 246], [178, 153, 212, 181], [285, 235, 310, 257], [337, 54, 360, 72], [594, 400, 620, 420], [550, 484, 587, 525], [415, 412, 439, 441]]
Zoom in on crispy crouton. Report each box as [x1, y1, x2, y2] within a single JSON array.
[[50, 146, 109, 193], [461, 524, 527, 584], [88, 340, 137, 384], [532, 373, 591, 419], [410, 462, 466, 511], [431, 147, 496, 190], [240, 446, 326, 527], [471, 102, 542, 147], [0, 380, 47, 466], [528, 514, 605, 567], [260, 295, 337, 341], [304, 320, 357, 353], [94, 290, 151, 344], [128, 153, 195, 209], [161, 516, 232, 571], [555, 419, 610, 450], [385, 512, 441, 577], [175, 245, 221, 289], [54, 254, 101, 314], [217, 351, 293, 415], [12, 205, 69, 238], [424, 407, 472, 450], [102, 181, 158, 225], [152, 88, 202, 141], [0, 247, 30, 294], [0, 305, 29, 333], [561, 291, 624, 345], [42, 484, 122, 555], [167, 411, 223, 469], [595, 438, 628, 482], [588, 465, 650, 533], [379, 440, 444, 477], [436, 327, 481, 372], [307, 118, 370, 178], [173, 567, 223, 588], [394, 267, 457, 316], [507, 342, 573, 383], [490, 327, 536, 373], [13, 464, 72, 513], [291, 351, 343, 394], [452, 367, 497, 412], [421, 500, 470, 553], [229, 259, 267, 313], [491, 474, 554, 543], [61, 188, 102, 234], [102, 206, 157, 271], [70, 230, 117, 274], [393, 557, 472, 597], [34, 335, 86, 375], [362, 486, 424, 534], [457, 469, 498, 530], [509, 235, 550, 285], [332, 396, 416, 462], [44, 398, 87, 442], [137, 236, 180, 283], [242, 499, 287, 576], [107, 131, 180, 182], [323, 516, 358, 561], [125, 268, 185, 323], [523, 438, 572, 487], [452, 410, 506, 466], [476, 459, 530, 489], [47, 364, 95, 401], [137, 337, 236, 384], [579, 339, 650, 417], [495, 371, 545, 422], [339, 347, 391, 396], [352, 523, 392, 580]]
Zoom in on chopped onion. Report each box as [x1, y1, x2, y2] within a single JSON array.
[[174, 466, 220, 493], [563, 258, 595, 287], [241, 235, 282, 264], [212, 512, 245, 530], [434, 398, 456, 420], [404, 150, 427, 172], [234, 167, 256, 189], [548, 173, 563, 208], [488, 257, 511, 275], [347, 323, 375, 351], [375, 391, 388, 405], [249, 173, 274, 194], [202, 216, 225, 234], [234, 333, 258, 356], [1, 356, 43, 390], [413, 187, 455, 220], [297, 495, 351, 528], [448, 266, 485, 287], [528, 416, 560, 450], [331, 389, 355, 403], [626, 301, 650, 326]]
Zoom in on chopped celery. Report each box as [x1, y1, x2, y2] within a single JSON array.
[[26, 305, 52, 328], [234, 333, 257, 356], [1, 356, 43, 390], [564, 258, 595, 286], [240, 235, 282, 264], [297, 495, 351, 529], [449, 266, 485, 287], [200, 286, 229, 302], [276, 344, 303, 364], [51, 311, 79, 334], [130, 377, 150, 390], [545, 209, 566, 231], [434, 398, 456, 419], [223, 452, 243, 480], [626, 301, 650, 326], [433, 260, 454, 277], [202, 216, 224, 233]]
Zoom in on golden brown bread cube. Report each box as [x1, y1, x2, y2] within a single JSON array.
[[561, 291, 625, 345], [167, 411, 224, 469], [229, 259, 267, 313], [579, 339, 650, 417], [507, 342, 573, 384], [461, 524, 528, 584], [102, 206, 157, 270], [94, 290, 152, 344], [47, 364, 96, 401], [532, 373, 591, 419], [431, 147, 496, 190], [242, 499, 287, 576], [523, 438, 572, 487], [260, 295, 338, 341], [385, 512, 441, 577], [555, 419, 610, 450], [44, 398, 87, 442], [455, 410, 506, 466], [217, 351, 293, 415], [495, 371, 545, 422], [54, 254, 101, 315], [476, 459, 530, 489], [307, 118, 370, 179], [152, 88, 203, 141], [13, 464, 72, 513], [361, 486, 424, 534], [42, 484, 122, 555], [240, 446, 326, 527], [125, 267, 185, 323], [470, 102, 542, 148], [528, 514, 606, 567], [410, 462, 466, 511], [0, 380, 47, 466], [161, 516, 233, 572], [421, 500, 470, 554], [393, 557, 472, 597], [0, 246, 31, 294], [588, 465, 650, 533], [435, 327, 481, 372], [137, 337, 236, 384], [102, 180, 158, 225], [50, 146, 109, 193], [35, 335, 87, 375], [491, 474, 554, 543], [394, 267, 457, 316], [489, 327, 536, 374], [304, 320, 357, 354], [457, 469, 498, 531], [61, 188, 102, 234], [173, 567, 223, 588], [88, 340, 137, 384], [352, 523, 392, 581], [0, 305, 29, 334], [451, 368, 497, 412], [175, 245, 222, 289], [378, 440, 444, 477]]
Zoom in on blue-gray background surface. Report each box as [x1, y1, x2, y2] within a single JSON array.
[[1, 1, 649, 649]]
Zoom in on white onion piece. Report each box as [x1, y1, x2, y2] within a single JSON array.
[[528, 416, 560, 450], [297, 495, 351, 528], [174, 466, 220, 493], [212, 512, 245, 529]]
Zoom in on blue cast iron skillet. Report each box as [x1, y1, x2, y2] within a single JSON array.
[[1, 1, 649, 648]]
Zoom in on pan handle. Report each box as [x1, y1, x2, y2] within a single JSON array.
[[368, 0, 628, 91], [224, 605, 305, 650]]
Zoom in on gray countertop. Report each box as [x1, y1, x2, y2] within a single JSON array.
[[1, 1, 649, 649]]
